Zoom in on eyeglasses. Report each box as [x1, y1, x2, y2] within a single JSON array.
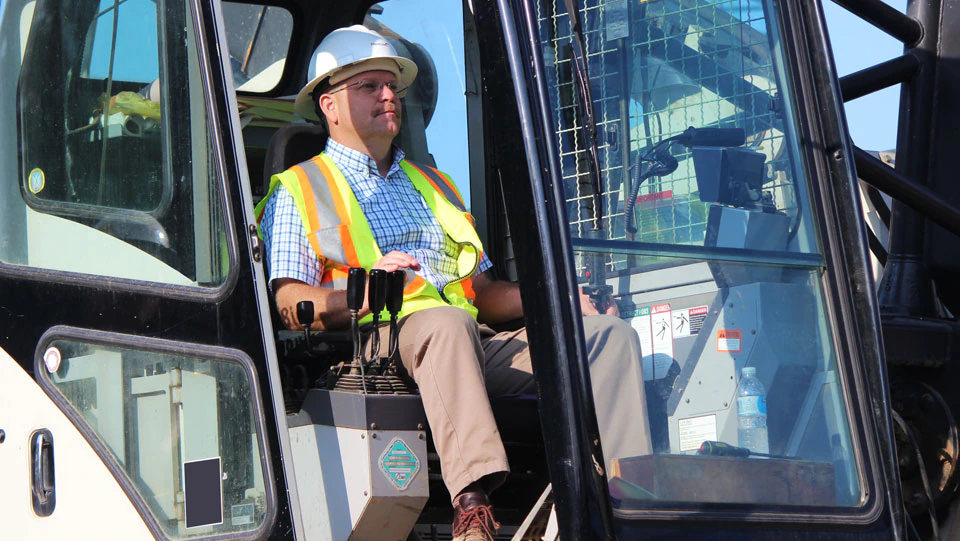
[[330, 79, 408, 98]]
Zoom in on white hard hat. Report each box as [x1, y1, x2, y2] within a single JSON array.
[[295, 25, 418, 121]]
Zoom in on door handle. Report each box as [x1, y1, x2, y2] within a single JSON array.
[[30, 429, 56, 516]]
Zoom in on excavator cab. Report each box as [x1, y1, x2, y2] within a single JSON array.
[[7, 0, 956, 539]]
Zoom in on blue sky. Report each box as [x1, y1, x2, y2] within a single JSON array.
[[823, 0, 905, 152]]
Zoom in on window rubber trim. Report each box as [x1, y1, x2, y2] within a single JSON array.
[[5, 0, 240, 304]]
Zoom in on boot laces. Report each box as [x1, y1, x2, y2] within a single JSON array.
[[453, 503, 501, 539]]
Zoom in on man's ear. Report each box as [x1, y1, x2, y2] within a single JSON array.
[[318, 93, 338, 125]]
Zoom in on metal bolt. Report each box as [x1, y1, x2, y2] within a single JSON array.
[[361, 433, 365, 439], [363, 490, 368, 497], [417, 423, 424, 431], [685, 398, 690, 403], [419, 433, 425, 440], [723, 402, 728, 408], [0, 429, 5, 444], [372, 433, 378, 439], [370, 422, 378, 430]]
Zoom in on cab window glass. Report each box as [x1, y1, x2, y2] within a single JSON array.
[[8, 0, 229, 287], [535, 0, 864, 511], [39, 333, 272, 539], [369, 3, 472, 207], [86, 0, 160, 83], [223, 2, 293, 93]]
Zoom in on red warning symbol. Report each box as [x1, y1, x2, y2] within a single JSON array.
[[716, 329, 742, 353]]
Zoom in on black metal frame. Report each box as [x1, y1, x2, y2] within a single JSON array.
[[832, 0, 960, 320]]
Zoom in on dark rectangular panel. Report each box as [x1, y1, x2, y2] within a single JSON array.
[[184, 457, 223, 528]]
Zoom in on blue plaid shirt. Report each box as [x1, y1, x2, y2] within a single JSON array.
[[260, 139, 491, 293]]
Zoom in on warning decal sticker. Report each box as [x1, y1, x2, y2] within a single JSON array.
[[717, 329, 742, 353], [379, 437, 421, 491], [688, 306, 708, 334], [672, 305, 708, 337]]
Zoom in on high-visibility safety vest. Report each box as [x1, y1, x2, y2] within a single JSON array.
[[255, 152, 484, 324]]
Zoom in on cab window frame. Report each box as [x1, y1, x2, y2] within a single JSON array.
[[228, 0, 302, 98], [5, 0, 240, 303], [34, 325, 279, 541]]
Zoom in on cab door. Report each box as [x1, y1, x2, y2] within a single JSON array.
[[476, 0, 902, 539], [0, 0, 298, 538]]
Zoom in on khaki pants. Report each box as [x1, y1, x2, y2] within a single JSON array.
[[370, 306, 652, 499]]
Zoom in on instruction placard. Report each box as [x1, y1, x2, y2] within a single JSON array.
[[678, 414, 718, 452], [627, 306, 657, 381], [717, 329, 742, 353], [604, 0, 629, 41]]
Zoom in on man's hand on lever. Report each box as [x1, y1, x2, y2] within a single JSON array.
[[273, 251, 420, 331]]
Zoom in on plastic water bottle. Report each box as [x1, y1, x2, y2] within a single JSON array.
[[736, 366, 769, 455]]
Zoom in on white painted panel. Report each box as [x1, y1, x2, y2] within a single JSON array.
[[0, 347, 154, 540], [25, 206, 193, 285]]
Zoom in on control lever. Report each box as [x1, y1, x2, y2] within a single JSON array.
[[296, 301, 314, 348], [346, 268, 367, 392], [386, 270, 406, 361], [367, 269, 388, 360]]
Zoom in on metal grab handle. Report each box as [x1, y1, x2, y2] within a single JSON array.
[[33, 432, 51, 501], [31, 429, 56, 516]]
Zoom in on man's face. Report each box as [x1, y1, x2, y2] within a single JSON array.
[[321, 70, 403, 145]]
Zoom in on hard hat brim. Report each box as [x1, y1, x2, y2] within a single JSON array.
[[294, 55, 418, 122]]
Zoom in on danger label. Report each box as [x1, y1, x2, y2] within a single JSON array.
[[672, 305, 708, 337], [717, 329, 742, 353], [636, 190, 673, 204], [650, 304, 674, 379]]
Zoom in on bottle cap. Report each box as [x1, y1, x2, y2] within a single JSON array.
[[741, 366, 757, 377]]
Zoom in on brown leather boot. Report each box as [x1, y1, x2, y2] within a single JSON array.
[[452, 490, 501, 541]]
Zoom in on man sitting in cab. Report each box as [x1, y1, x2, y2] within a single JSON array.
[[256, 24, 652, 541]]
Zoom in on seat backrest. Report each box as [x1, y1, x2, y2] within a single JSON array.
[[262, 122, 329, 192]]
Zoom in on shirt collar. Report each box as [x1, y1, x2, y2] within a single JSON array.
[[324, 138, 405, 178]]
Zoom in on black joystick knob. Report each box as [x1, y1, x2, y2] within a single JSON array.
[[369, 269, 388, 316], [296, 300, 314, 347], [297, 301, 315, 328], [347, 268, 367, 312], [386, 270, 405, 315]]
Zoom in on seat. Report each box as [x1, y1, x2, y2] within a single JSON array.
[[262, 122, 329, 192]]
